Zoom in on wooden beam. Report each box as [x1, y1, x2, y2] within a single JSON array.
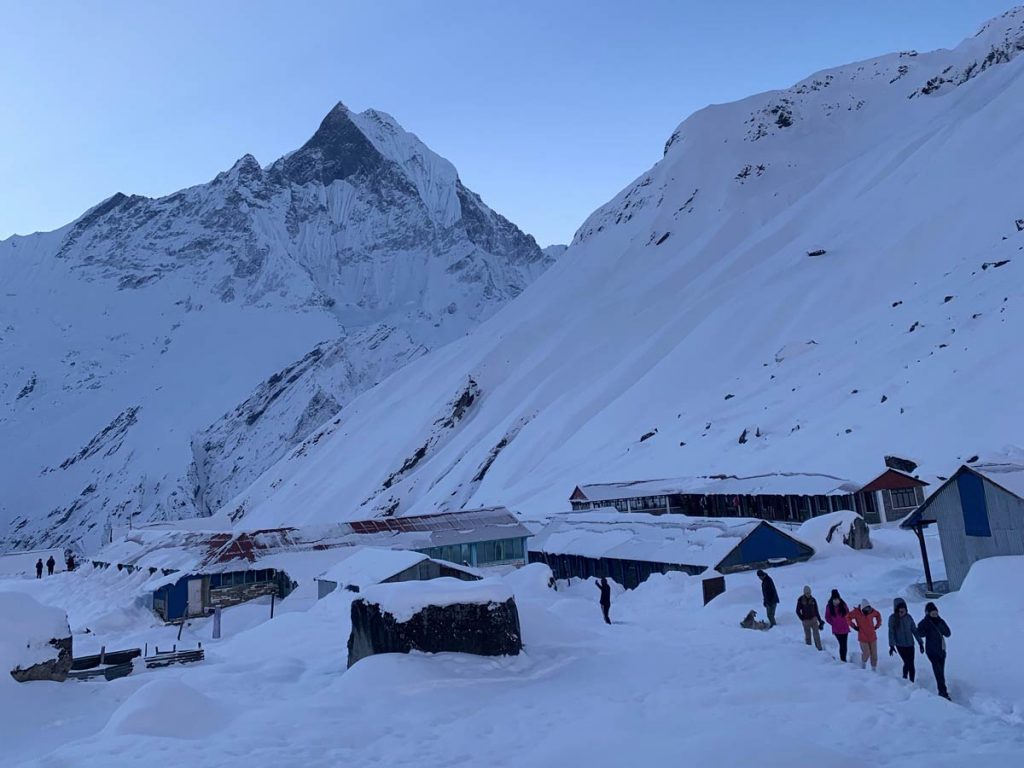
[[913, 525, 934, 592]]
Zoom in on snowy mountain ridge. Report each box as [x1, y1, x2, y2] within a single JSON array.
[[221, 7, 1024, 529], [0, 103, 552, 548]]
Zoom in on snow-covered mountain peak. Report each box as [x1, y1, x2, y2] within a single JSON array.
[[220, 7, 1024, 530], [0, 101, 552, 549]]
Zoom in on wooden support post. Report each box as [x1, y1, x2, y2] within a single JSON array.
[[914, 525, 934, 592], [270, 593, 275, 619]]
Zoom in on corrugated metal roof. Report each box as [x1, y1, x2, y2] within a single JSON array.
[[91, 507, 530, 578], [576, 472, 858, 502], [901, 463, 1024, 529]]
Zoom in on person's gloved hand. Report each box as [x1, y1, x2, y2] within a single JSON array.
[[918, 642, 925, 653], [889, 646, 896, 656], [819, 621, 825, 630]]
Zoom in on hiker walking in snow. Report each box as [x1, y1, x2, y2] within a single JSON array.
[[917, 602, 952, 700], [888, 598, 924, 682], [35, 559, 43, 579], [796, 586, 824, 650], [848, 599, 883, 670], [66, 553, 76, 572], [597, 577, 612, 624], [824, 589, 851, 662], [45, 555, 55, 576], [757, 570, 779, 627]]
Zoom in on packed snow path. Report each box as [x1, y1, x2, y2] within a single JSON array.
[[2, 541, 1023, 767]]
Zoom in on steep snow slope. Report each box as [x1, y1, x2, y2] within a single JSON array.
[[229, 8, 1024, 528], [0, 104, 551, 548]]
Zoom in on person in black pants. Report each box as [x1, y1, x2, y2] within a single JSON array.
[[917, 602, 952, 700], [45, 555, 56, 575], [35, 559, 43, 579], [757, 570, 779, 627], [596, 577, 612, 624], [888, 597, 924, 682]]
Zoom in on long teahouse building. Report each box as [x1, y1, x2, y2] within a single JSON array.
[[569, 473, 860, 522], [529, 510, 815, 590], [92, 507, 530, 621]]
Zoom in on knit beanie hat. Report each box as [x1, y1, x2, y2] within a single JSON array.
[[803, 585, 812, 596], [830, 589, 841, 601], [925, 601, 938, 613], [860, 599, 871, 610]]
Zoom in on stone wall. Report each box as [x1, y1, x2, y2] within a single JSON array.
[[347, 597, 522, 668], [10, 636, 73, 683]]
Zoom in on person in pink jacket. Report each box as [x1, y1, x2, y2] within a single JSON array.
[[848, 598, 883, 670], [824, 589, 851, 662]]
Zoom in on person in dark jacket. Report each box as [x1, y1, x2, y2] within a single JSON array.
[[66, 553, 76, 572], [757, 569, 779, 627], [596, 577, 612, 624], [918, 602, 952, 699], [35, 559, 43, 579], [45, 555, 56, 576], [888, 597, 924, 682], [796, 585, 824, 650]]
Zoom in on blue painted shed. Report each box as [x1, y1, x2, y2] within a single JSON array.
[[901, 463, 1024, 591]]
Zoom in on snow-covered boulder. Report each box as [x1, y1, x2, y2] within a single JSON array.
[[347, 578, 522, 667], [796, 511, 871, 553], [0, 592, 73, 683]]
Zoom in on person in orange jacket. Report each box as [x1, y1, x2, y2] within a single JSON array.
[[848, 598, 883, 670]]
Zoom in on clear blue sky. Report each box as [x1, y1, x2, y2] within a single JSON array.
[[1, 1, 1017, 246]]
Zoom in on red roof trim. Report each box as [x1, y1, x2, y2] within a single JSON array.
[[858, 468, 928, 493]]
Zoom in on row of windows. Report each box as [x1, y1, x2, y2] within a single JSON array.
[[889, 488, 921, 509], [209, 569, 277, 588], [420, 538, 526, 566]]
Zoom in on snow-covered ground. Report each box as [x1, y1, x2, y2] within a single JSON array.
[[2, 534, 1022, 767]]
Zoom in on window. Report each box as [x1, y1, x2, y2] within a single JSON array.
[[889, 488, 920, 509]]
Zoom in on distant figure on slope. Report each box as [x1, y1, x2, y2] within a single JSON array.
[[796, 586, 824, 650], [66, 553, 76, 572], [757, 569, 779, 627], [917, 602, 952, 700], [35, 559, 43, 579], [848, 599, 883, 670], [46, 555, 56, 576], [888, 598, 924, 682], [597, 577, 612, 624], [824, 589, 851, 662]]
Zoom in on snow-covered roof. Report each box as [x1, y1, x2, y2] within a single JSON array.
[[972, 463, 1024, 499], [91, 507, 529, 583], [359, 578, 514, 622], [529, 511, 776, 569], [315, 548, 429, 589], [901, 463, 1024, 529], [575, 472, 858, 501]]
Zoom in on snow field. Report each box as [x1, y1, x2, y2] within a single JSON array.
[[1, 538, 1023, 766]]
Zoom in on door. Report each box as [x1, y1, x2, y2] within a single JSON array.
[[187, 578, 204, 616]]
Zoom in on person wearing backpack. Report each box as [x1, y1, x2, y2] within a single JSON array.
[[917, 602, 952, 700], [848, 599, 883, 670], [888, 597, 924, 682]]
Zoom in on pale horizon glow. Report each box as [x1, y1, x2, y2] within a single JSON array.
[[0, 0, 1018, 246]]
